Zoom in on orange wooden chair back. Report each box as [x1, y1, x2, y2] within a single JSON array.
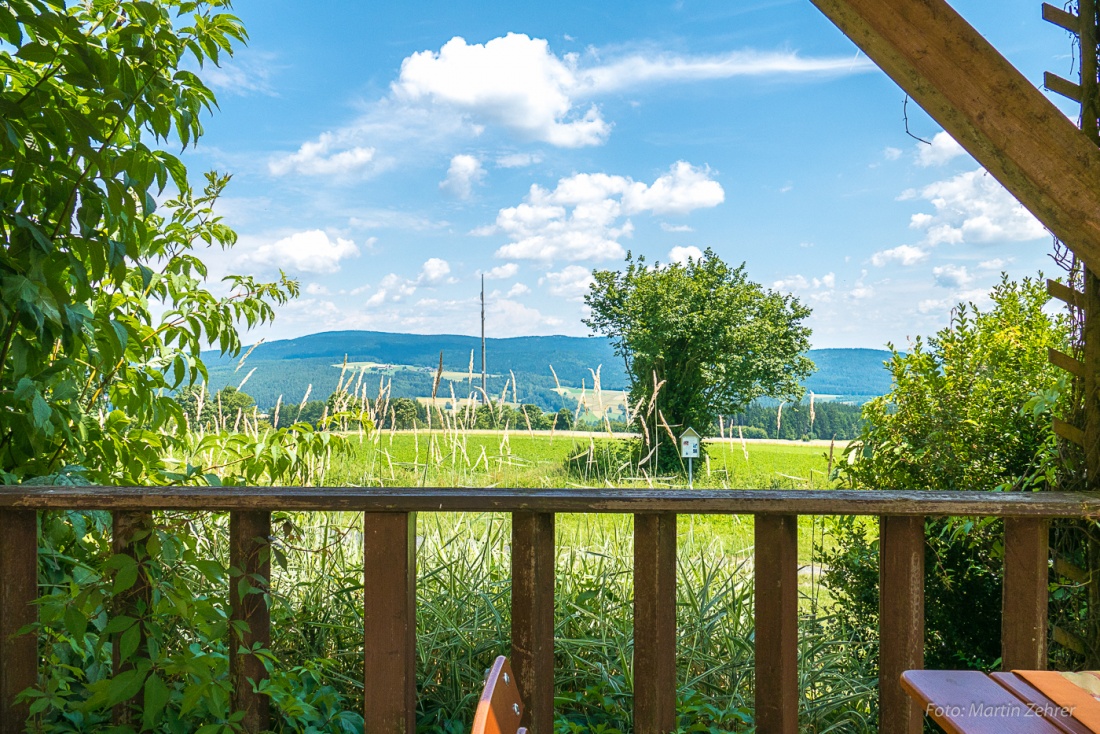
[[471, 656, 527, 734]]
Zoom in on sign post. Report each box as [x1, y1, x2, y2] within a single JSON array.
[[680, 427, 701, 489]]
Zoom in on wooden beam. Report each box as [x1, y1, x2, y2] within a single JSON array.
[[754, 514, 798, 734], [0, 511, 37, 734], [1002, 518, 1049, 670], [1054, 418, 1086, 446], [1048, 279, 1085, 310], [879, 515, 924, 734], [511, 512, 555, 734], [1045, 72, 1083, 103], [230, 511, 272, 733], [1042, 2, 1079, 34], [1049, 347, 1085, 377], [112, 510, 151, 728], [808, 0, 1100, 273], [633, 513, 677, 734], [364, 512, 416, 734]]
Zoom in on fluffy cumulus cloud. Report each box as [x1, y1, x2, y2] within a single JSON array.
[[668, 245, 703, 264], [871, 244, 928, 267], [420, 257, 453, 284], [239, 230, 359, 274], [439, 154, 486, 198], [484, 162, 723, 263], [393, 33, 610, 148], [917, 131, 967, 167], [268, 132, 376, 177], [484, 262, 519, 279], [542, 265, 595, 299], [931, 264, 973, 288], [772, 272, 837, 300], [365, 258, 454, 306], [903, 169, 1046, 246]]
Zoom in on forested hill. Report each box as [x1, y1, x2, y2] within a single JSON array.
[[203, 330, 893, 410]]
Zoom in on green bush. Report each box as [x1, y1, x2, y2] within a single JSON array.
[[821, 276, 1069, 685]]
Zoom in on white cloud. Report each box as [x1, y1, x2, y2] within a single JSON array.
[[542, 265, 595, 299], [440, 154, 486, 198], [507, 282, 530, 297], [621, 161, 724, 214], [496, 152, 543, 168], [660, 222, 694, 233], [487, 161, 723, 263], [268, 132, 377, 177], [239, 230, 359, 274], [305, 283, 331, 295], [276, 34, 875, 172], [978, 258, 1010, 270], [393, 33, 610, 148], [907, 169, 1046, 245], [668, 245, 703, 264], [883, 146, 902, 161], [773, 274, 809, 291], [484, 263, 520, 279], [579, 48, 874, 91], [917, 131, 967, 167], [772, 271, 838, 303], [419, 258, 453, 284], [871, 244, 929, 267], [931, 264, 973, 288]]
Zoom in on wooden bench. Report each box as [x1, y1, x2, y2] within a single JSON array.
[[472, 656, 528, 734], [901, 670, 1092, 733]]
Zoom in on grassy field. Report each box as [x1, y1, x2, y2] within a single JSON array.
[[323, 431, 857, 568]]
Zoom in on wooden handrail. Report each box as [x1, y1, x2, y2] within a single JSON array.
[[0, 486, 1098, 516], [0, 489, 1077, 734]]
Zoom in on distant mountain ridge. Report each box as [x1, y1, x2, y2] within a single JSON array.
[[204, 330, 894, 409]]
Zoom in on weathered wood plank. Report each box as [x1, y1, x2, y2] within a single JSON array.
[[112, 510, 152, 727], [1044, 72, 1082, 103], [230, 511, 272, 732], [1049, 348, 1084, 377], [511, 511, 555, 734], [364, 512, 416, 734], [1053, 418, 1086, 447], [879, 515, 924, 734], [1048, 279, 1086, 311], [754, 514, 798, 734], [633, 513, 677, 734], [0, 511, 37, 734], [1002, 518, 1049, 671], [807, 0, 1100, 273], [1042, 2, 1079, 34], [2, 487, 1100, 518]]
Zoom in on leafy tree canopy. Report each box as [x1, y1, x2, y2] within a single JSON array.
[[0, 0, 314, 485], [584, 248, 813, 461]]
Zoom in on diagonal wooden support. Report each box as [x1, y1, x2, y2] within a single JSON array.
[[808, 0, 1100, 274]]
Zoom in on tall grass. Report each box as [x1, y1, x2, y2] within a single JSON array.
[[249, 511, 875, 733]]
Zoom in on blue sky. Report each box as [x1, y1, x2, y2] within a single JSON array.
[[185, 0, 1077, 349]]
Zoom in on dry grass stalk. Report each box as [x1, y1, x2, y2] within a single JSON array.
[[235, 338, 264, 372], [296, 384, 312, 423]]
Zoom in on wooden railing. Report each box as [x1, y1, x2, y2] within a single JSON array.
[[2, 487, 1099, 734]]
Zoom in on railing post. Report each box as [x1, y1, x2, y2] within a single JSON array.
[[364, 512, 416, 734], [754, 514, 798, 734], [879, 515, 924, 734], [230, 511, 272, 732], [0, 510, 37, 734], [112, 510, 152, 727], [1002, 517, 1049, 670], [511, 511, 555, 734], [633, 512, 677, 734]]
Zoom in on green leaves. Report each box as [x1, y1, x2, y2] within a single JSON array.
[[585, 248, 813, 468]]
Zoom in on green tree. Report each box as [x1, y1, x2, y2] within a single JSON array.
[[0, 2, 367, 729], [822, 275, 1069, 678], [585, 248, 813, 467]]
